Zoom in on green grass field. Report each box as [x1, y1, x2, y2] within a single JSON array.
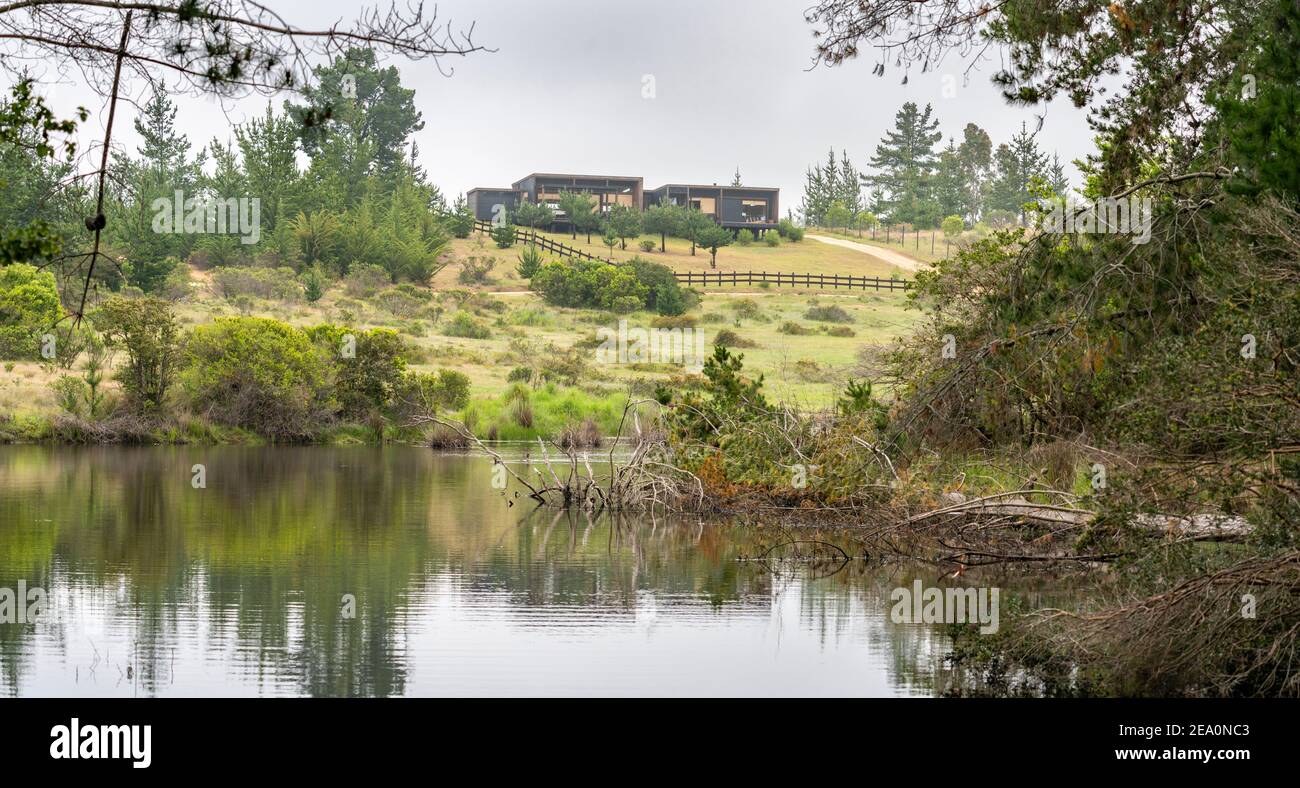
[[502, 227, 914, 278], [2, 226, 928, 435]]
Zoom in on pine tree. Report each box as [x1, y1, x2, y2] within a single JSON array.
[[1047, 153, 1071, 198], [800, 165, 829, 226], [957, 123, 993, 221], [837, 149, 862, 217], [987, 122, 1051, 223], [731, 166, 742, 187], [933, 139, 966, 219], [865, 102, 943, 226], [235, 104, 300, 233]]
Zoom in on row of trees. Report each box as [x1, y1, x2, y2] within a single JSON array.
[[498, 197, 796, 268], [3, 48, 453, 299], [800, 103, 1069, 229]]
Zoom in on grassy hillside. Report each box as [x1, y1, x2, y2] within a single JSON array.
[[1, 230, 926, 438], [482, 227, 915, 278]]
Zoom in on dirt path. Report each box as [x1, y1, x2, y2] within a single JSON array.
[[805, 234, 928, 273]]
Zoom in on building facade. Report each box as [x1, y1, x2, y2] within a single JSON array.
[[468, 172, 779, 232]]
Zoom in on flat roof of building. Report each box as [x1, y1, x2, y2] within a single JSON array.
[[649, 183, 779, 192], [516, 172, 644, 181]]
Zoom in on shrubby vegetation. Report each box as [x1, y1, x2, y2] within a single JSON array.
[[529, 256, 692, 316], [213, 266, 303, 302], [182, 317, 334, 439], [0, 263, 61, 358]]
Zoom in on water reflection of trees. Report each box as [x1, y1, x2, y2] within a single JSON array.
[[0, 446, 958, 696]]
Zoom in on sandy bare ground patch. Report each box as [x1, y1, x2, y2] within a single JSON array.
[[805, 234, 928, 273]]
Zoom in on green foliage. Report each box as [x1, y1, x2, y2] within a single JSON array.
[[764, 231, 780, 247], [442, 311, 492, 339], [457, 254, 496, 285], [0, 263, 61, 359], [605, 204, 643, 249], [93, 295, 180, 411], [344, 263, 391, 297], [50, 334, 111, 420], [557, 191, 598, 240], [303, 270, 324, 302], [695, 223, 733, 268], [712, 329, 755, 348], [460, 384, 627, 442], [639, 239, 657, 252], [804, 304, 853, 323], [447, 194, 475, 238], [800, 147, 862, 227], [627, 257, 691, 315], [285, 48, 425, 182], [213, 266, 303, 301], [941, 214, 965, 237], [1214, 0, 1300, 202], [291, 210, 340, 267], [679, 208, 714, 255], [823, 200, 852, 231], [530, 259, 649, 311], [865, 102, 944, 226], [670, 345, 767, 443], [736, 229, 755, 246], [182, 317, 332, 439], [837, 379, 888, 427], [643, 202, 682, 251], [512, 201, 554, 229], [391, 369, 471, 424], [787, 226, 805, 242], [516, 244, 545, 279], [490, 223, 516, 248], [308, 325, 407, 420]]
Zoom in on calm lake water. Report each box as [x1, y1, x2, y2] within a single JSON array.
[[0, 446, 954, 697]]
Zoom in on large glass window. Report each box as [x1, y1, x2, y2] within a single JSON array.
[[741, 199, 768, 222], [690, 197, 717, 215]]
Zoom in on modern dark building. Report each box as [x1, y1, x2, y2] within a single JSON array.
[[468, 171, 779, 232], [644, 184, 779, 230]]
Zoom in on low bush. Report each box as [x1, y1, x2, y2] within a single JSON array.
[[391, 369, 470, 425], [458, 255, 497, 285], [442, 311, 492, 339], [344, 264, 392, 298], [531, 259, 648, 311], [651, 314, 697, 329], [713, 329, 757, 348], [804, 304, 853, 323], [779, 321, 814, 335], [727, 298, 762, 320], [374, 287, 427, 317], [181, 317, 332, 439], [516, 244, 545, 279], [212, 266, 302, 301], [306, 325, 408, 421]]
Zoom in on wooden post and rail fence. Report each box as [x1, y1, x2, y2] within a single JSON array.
[[473, 220, 912, 292]]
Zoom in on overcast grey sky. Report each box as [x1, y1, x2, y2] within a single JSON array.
[[46, 0, 1096, 210]]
